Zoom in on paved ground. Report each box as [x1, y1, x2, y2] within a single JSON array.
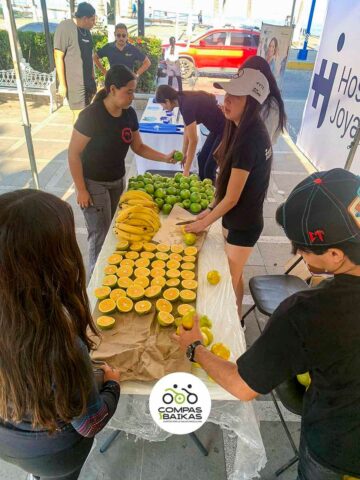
[[0, 70, 313, 479]]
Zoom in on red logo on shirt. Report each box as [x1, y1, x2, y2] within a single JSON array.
[[121, 128, 132, 144], [308, 230, 325, 243]]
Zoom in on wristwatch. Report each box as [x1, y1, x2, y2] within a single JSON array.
[[186, 340, 202, 363]]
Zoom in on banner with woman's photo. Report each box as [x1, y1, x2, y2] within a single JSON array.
[[257, 23, 294, 88]]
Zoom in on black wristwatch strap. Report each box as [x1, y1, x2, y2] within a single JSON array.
[[188, 340, 202, 362]]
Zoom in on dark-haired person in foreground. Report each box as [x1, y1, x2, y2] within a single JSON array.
[[175, 168, 360, 480], [68, 64, 177, 276], [0, 189, 121, 480]]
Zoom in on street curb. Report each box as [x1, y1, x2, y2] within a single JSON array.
[[287, 61, 314, 71], [282, 129, 317, 174]]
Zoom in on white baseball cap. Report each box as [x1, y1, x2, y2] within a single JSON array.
[[214, 68, 270, 104]]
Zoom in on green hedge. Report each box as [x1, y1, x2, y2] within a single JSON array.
[[0, 30, 162, 93]]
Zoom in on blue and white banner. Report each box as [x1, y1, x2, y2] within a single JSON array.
[[297, 0, 360, 173]]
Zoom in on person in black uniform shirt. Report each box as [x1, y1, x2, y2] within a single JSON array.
[[176, 168, 360, 480], [54, 2, 97, 123], [185, 69, 272, 318], [68, 65, 177, 276], [93, 23, 151, 79], [155, 85, 226, 181]]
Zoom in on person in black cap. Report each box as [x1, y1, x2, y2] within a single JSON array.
[[54, 2, 97, 122], [175, 168, 360, 480]]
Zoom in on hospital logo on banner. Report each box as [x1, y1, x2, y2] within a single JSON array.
[[311, 32, 360, 142]]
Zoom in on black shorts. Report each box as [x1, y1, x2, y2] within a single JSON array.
[[223, 223, 263, 247]]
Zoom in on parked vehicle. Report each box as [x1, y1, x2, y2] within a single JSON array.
[[161, 28, 260, 78], [18, 22, 59, 34]]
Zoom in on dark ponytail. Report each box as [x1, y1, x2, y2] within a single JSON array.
[[242, 55, 287, 132], [215, 96, 262, 202], [93, 64, 136, 102]]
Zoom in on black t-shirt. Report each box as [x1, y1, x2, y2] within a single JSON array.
[[54, 19, 96, 109], [237, 274, 360, 476], [177, 92, 225, 135], [75, 100, 139, 182], [97, 42, 146, 70], [222, 119, 272, 231]]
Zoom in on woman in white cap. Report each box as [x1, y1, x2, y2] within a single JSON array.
[[186, 68, 272, 319]]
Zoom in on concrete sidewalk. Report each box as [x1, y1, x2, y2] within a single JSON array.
[[0, 95, 312, 479]]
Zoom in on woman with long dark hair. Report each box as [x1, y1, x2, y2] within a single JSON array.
[[68, 65, 177, 276], [154, 84, 225, 181], [241, 55, 287, 143], [185, 69, 272, 318], [164, 36, 182, 91], [0, 189, 121, 479]]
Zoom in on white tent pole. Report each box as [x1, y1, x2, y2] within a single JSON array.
[[2, 0, 40, 190]]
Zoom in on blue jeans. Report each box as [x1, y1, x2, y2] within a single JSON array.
[[297, 436, 345, 480], [197, 131, 222, 182]]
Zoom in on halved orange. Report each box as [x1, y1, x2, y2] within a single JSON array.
[[166, 269, 181, 279], [126, 285, 145, 300], [166, 260, 180, 270], [116, 266, 133, 278], [129, 242, 143, 252], [156, 243, 170, 253], [120, 258, 135, 268], [182, 255, 196, 263], [179, 289, 197, 303], [155, 298, 173, 313], [134, 267, 151, 278], [116, 296, 133, 313], [98, 298, 116, 314], [166, 278, 181, 288], [155, 252, 169, 261], [116, 240, 129, 251], [135, 258, 150, 268], [96, 315, 116, 330], [152, 259, 166, 270], [184, 246, 198, 256], [151, 276, 166, 288], [94, 286, 111, 300], [163, 288, 180, 303], [117, 276, 133, 289], [150, 268, 166, 278], [170, 244, 184, 254], [169, 253, 182, 262], [102, 275, 118, 288], [157, 311, 175, 326], [125, 251, 140, 260], [140, 251, 155, 260], [181, 279, 198, 291], [143, 242, 157, 252], [134, 300, 152, 315], [104, 265, 117, 275], [107, 253, 123, 265], [144, 285, 162, 299], [180, 270, 196, 280], [133, 276, 150, 288], [109, 288, 127, 301], [181, 262, 195, 271], [177, 304, 195, 316]]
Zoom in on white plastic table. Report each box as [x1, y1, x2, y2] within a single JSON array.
[[88, 216, 267, 479], [135, 98, 204, 175]]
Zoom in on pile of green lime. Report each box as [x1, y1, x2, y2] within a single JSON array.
[[127, 172, 215, 215]]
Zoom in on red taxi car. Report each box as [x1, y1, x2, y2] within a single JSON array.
[[161, 28, 260, 78]]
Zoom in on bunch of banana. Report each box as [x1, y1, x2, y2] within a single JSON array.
[[119, 190, 158, 210], [113, 204, 161, 243]]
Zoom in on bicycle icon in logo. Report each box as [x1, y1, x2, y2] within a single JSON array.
[[162, 384, 198, 405]]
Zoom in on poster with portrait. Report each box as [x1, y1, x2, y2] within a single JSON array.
[[257, 23, 294, 88]]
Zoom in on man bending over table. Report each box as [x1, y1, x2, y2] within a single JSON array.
[[174, 168, 360, 480]]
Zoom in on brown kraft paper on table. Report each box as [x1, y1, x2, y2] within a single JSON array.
[[91, 301, 192, 382], [152, 204, 208, 250]]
